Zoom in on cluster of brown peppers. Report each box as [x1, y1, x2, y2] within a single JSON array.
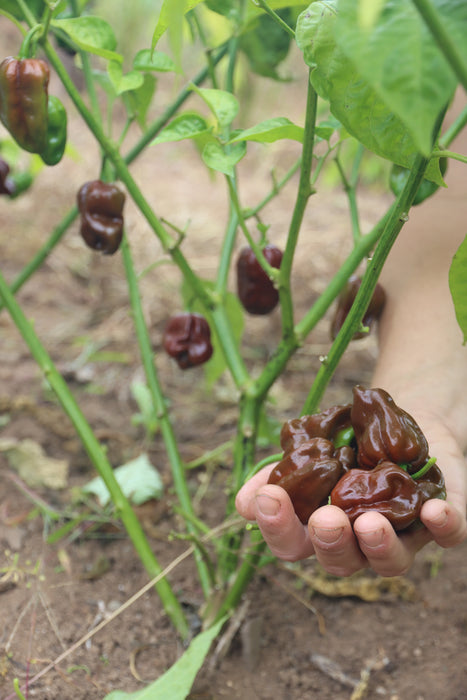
[[268, 386, 445, 530]]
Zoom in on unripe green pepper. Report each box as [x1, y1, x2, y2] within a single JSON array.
[[0, 57, 49, 154], [389, 158, 448, 206], [40, 96, 67, 166]]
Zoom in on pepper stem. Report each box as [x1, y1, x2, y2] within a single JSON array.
[[411, 456, 438, 480]]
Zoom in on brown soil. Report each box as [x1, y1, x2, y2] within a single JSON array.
[[1, 34, 467, 700]]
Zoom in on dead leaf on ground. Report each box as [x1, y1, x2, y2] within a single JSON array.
[[0, 438, 69, 490]]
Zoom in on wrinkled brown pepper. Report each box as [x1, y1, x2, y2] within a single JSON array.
[[0, 57, 50, 153], [0, 158, 15, 195], [236, 245, 282, 315], [330, 275, 386, 340], [163, 313, 213, 370], [77, 180, 125, 255], [268, 438, 345, 523], [330, 461, 423, 531], [351, 385, 429, 470], [269, 387, 444, 529], [280, 404, 352, 454]]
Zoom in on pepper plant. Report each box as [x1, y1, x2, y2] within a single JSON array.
[[1, 0, 467, 697]]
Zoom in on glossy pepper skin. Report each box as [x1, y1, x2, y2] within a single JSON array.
[[331, 275, 386, 340], [77, 180, 125, 255], [163, 313, 213, 370], [330, 461, 423, 531], [41, 96, 67, 166], [268, 437, 345, 523], [351, 386, 429, 470], [415, 463, 446, 502], [0, 57, 49, 154], [280, 404, 352, 454], [236, 245, 282, 315]]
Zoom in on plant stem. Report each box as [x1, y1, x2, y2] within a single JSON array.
[[253, 0, 295, 38], [411, 0, 467, 93], [0, 268, 190, 640], [440, 104, 467, 148], [432, 149, 467, 165], [279, 74, 317, 339], [121, 234, 212, 598], [243, 158, 302, 220], [302, 150, 431, 414]]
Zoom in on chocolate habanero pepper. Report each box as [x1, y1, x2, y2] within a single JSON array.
[[163, 313, 213, 370], [330, 275, 386, 340], [351, 386, 429, 470], [330, 461, 423, 531], [236, 245, 283, 315], [77, 180, 125, 255], [280, 404, 352, 454], [0, 57, 49, 154], [268, 437, 345, 523]]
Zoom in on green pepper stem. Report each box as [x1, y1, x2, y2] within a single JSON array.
[[432, 149, 467, 165], [253, 0, 295, 38], [121, 233, 213, 598], [411, 456, 437, 480]]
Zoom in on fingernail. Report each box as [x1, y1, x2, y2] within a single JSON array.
[[358, 528, 384, 548], [311, 527, 344, 545], [431, 508, 448, 528], [255, 494, 281, 517]]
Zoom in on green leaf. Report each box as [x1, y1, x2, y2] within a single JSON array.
[[204, 0, 241, 21], [334, 0, 464, 156], [51, 16, 123, 63], [295, 2, 445, 183], [449, 233, 467, 344], [133, 49, 177, 73], [229, 117, 304, 144], [107, 61, 144, 95], [202, 140, 246, 177], [192, 86, 239, 129], [103, 617, 226, 700], [124, 73, 157, 127], [239, 8, 293, 80], [151, 0, 204, 49], [151, 113, 210, 145], [82, 454, 163, 506], [0, 0, 44, 20]]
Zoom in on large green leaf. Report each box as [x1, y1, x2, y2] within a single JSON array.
[[51, 16, 123, 62], [103, 617, 226, 700], [133, 49, 176, 73], [295, 1, 445, 183], [239, 9, 293, 80], [335, 0, 466, 156], [449, 234, 467, 345]]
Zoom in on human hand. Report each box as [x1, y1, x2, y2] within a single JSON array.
[[235, 409, 467, 577]]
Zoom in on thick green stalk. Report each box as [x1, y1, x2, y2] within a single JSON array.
[[279, 75, 317, 339], [120, 234, 212, 598], [302, 151, 431, 415], [0, 268, 190, 640], [411, 0, 467, 92]]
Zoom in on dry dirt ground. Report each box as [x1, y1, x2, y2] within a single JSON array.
[[1, 32, 467, 700]]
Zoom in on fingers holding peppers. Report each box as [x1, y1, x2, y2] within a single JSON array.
[[265, 386, 445, 532]]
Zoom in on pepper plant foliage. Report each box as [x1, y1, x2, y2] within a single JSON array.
[[1, 0, 467, 696]]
